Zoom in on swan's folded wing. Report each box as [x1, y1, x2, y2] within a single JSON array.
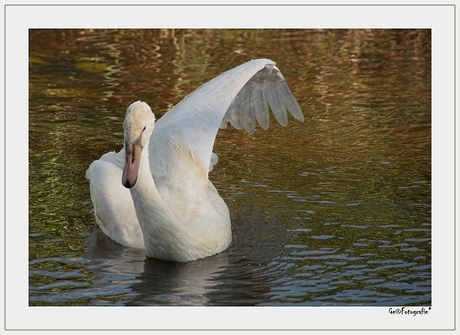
[[86, 149, 144, 249]]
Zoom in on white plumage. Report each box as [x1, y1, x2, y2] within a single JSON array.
[[86, 59, 304, 262]]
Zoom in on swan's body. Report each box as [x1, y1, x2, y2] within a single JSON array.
[[86, 59, 304, 262]]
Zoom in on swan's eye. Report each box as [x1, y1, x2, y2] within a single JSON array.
[[142, 126, 146, 132]]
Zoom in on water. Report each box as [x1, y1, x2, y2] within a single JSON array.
[[29, 29, 431, 306]]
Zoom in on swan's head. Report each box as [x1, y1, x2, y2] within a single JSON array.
[[121, 101, 155, 189]]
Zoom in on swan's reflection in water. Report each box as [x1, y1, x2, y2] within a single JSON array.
[[84, 206, 285, 306]]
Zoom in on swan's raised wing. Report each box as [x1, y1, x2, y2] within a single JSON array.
[[151, 59, 304, 184]]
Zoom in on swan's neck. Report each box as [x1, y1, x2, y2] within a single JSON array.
[[129, 141, 194, 261], [130, 139, 232, 262], [131, 140, 216, 262]]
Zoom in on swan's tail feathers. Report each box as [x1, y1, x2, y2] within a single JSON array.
[[221, 63, 304, 135]]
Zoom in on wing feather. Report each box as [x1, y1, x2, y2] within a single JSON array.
[[221, 61, 303, 134], [275, 80, 304, 122], [266, 83, 288, 127], [252, 88, 269, 131]]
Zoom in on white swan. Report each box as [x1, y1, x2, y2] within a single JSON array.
[[86, 59, 304, 262]]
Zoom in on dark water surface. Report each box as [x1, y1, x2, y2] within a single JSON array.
[[29, 29, 431, 306]]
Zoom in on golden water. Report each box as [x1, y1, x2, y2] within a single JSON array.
[[29, 29, 430, 306]]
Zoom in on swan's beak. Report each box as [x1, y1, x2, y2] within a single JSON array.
[[122, 144, 142, 188]]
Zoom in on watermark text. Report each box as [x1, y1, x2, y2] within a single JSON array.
[[388, 307, 431, 317]]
